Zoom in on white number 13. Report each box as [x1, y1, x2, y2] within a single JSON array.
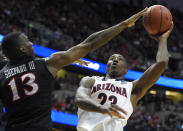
[[8, 73, 39, 101]]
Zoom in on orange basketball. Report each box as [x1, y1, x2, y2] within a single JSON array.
[[143, 5, 172, 35]]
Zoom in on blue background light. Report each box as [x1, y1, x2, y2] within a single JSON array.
[[0, 34, 183, 89], [51, 110, 78, 126]]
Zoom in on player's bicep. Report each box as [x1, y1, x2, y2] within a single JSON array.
[[64, 43, 90, 62], [45, 43, 90, 71], [75, 86, 91, 101], [132, 62, 167, 100], [45, 51, 73, 77], [46, 51, 72, 68], [130, 94, 138, 109], [132, 65, 155, 90], [79, 76, 95, 89], [75, 77, 95, 101], [137, 62, 166, 86]]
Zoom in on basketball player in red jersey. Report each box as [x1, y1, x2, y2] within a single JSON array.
[[75, 22, 174, 131]]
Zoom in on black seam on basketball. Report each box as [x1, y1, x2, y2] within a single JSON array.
[[149, 8, 153, 33], [158, 6, 163, 34]]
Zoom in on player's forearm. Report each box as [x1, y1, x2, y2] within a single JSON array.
[[132, 40, 169, 101], [47, 21, 129, 69], [80, 8, 148, 52], [75, 98, 102, 113], [156, 39, 169, 63], [80, 21, 128, 52]]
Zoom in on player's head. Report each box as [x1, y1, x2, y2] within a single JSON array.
[[106, 54, 127, 79], [2, 32, 34, 60]]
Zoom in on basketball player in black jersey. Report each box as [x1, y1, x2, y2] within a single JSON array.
[[0, 8, 148, 131], [75, 23, 173, 121]]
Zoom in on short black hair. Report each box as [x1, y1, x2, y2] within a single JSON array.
[[2, 32, 24, 60]]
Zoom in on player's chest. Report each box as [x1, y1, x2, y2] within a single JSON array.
[[90, 80, 131, 105]]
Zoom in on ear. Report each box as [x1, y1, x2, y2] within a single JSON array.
[[124, 68, 128, 74], [20, 46, 26, 53], [124, 63, 128, 74]]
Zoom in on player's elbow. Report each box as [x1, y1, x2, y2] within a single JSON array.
[[48, 52, 73, 69], [164, 60, 169, 66], [157, 56, 169, 66], [75, 97, 83, 107], [157, 60, 169, 68]]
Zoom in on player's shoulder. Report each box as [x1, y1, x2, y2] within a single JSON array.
[[91, 75, 104, 80], [33, 57, 45, 62], [80, 76, 95, 86], [31, 57, 48, 66], [81, 76, 94, 82], [120, 80, 133, 85], [121, 80, 133, 90]]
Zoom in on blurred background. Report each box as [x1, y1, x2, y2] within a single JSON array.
[[0, 0, 182, 131]]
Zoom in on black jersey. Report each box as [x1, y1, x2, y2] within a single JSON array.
[[0, 57, 54, 131]]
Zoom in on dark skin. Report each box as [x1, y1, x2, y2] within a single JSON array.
[[106, 54, 127, 79], [19, 34, 89, 66], [75, 22, 174, 118], [16, 8, 148, 77]]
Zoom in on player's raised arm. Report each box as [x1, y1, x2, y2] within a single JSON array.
[[75, 76, 127, 119], [131, 23, 174, 108], [45, 8, 148, 77]]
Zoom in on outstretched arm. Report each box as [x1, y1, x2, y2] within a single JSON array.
[[75, 77, 127, 118], [46, 8, 148, 77], [131, 23, 174, 109]]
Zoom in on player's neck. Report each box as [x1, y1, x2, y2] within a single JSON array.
[[105, 74, 124, 81]]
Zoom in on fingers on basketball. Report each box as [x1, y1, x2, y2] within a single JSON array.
[[129, 8, 148, 26], [135, 7, 149, 19], [161, 22, 174, 38], [140, 7, 149, 15], [168, 22, 174, 31], [128, 7, 149, 25]]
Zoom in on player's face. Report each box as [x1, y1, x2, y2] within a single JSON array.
[[106, 54, 127, 78], [19, 34, 35, 56]]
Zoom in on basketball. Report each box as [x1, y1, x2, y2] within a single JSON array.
[[143, 5, 172, 35]]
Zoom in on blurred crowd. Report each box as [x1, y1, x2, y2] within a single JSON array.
[[52, 70, 81, 114], [0, 0, 182, 78], [127, 102, 183, 131], [126, 92, 183, 131]]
